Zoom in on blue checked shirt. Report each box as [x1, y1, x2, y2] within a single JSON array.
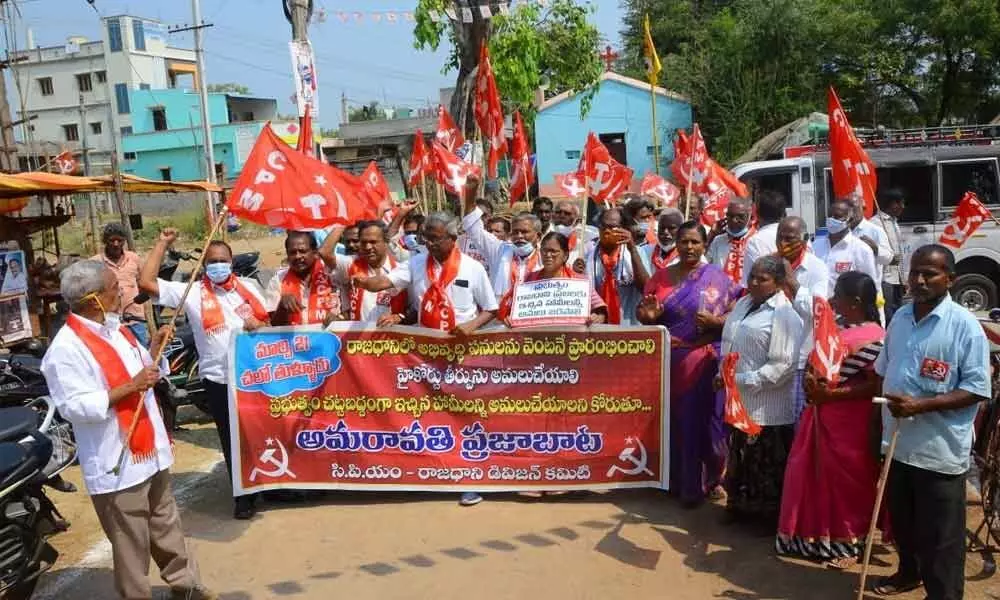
[[874, 296, 991, 475]]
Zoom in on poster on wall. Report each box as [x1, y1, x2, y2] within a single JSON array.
[[0, 250, 27, 296], [0, 294, 31, 344], [289, 40, 319, 119]]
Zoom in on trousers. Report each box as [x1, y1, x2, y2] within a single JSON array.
[[887, 460, 966, 600], [203, 379, 251, 500], [90, 469, 200, 600]]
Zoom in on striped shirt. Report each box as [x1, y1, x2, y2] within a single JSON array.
[[721, 291, 804, 426]]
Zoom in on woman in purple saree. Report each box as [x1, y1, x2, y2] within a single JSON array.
[[638, 221, 741, 505]]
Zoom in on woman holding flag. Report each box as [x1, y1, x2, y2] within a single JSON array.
[[637, 221, 740, 506], [776, 271, 886, 567]]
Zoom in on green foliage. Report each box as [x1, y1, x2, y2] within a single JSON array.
[[413, 0, 603, 124], [621, 0, 1000, 164], [347, 101, 389, 123], [206, 82, 251, 95]]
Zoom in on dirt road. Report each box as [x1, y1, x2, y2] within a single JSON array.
[[31, 408, 999, 600]]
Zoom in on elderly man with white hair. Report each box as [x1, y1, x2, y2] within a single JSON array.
[[40, 260, 215, 600]]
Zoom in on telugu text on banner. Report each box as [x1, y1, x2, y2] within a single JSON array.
[[228, 324, 669, 494]]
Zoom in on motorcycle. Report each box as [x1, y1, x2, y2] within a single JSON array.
[[0, 397, 76, 600]]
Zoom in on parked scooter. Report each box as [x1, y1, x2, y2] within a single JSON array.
[[0, 397, 76, 600]]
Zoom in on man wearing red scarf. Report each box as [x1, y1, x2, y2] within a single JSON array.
[[585, 208, 651, 325], [139, 229, 268, 520], [265, 231, 342, 326], [42, 260, 215, 600], [705, 196, 755, 285]]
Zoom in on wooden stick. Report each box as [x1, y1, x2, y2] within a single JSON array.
[[649, 84, 660, 175], [420, 177, 429, 215], [856, 422, 900, 600], [108, 208, 231, 476], [684, 147, 694, 220], [436, 181, 444, 213]]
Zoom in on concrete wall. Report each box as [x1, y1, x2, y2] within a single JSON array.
[[534, 79, 692, 195], [128, 88, 229, 133], [122, 121, 265, 181]]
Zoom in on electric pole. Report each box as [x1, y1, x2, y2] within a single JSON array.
[[191, 0, 217, 224], [80, 93, 99, 253], [287, 0, 312, 40]]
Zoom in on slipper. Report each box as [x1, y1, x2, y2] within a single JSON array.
[[823, 556, 857, 570], [872, 574, 921, 596]]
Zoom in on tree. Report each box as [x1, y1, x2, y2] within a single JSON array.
[[347, 101, 388, 123], [413, 0, 603, 134], [206, 82, 251, 94]]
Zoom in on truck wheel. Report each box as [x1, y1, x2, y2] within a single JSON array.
[[952, 273, 998, 312]]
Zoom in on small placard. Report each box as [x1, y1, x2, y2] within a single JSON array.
[[510, 277, 591, 328]]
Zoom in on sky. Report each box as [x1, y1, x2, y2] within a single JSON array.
[[8, 0, 623, 129]]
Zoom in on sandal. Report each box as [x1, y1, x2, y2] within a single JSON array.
[[872, 574, 921, 596], [824, 556, 857, 570]]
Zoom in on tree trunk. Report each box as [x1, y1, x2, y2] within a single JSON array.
[[935, 48, 960, 126], [448, 16, 489, 137]]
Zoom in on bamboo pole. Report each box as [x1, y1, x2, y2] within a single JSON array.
[[650, 86, 660, 175], [420, 177, 429, 215], [856, 421, 900, 600], [107, 208, 230, 476], [684, 148, 695, 220]]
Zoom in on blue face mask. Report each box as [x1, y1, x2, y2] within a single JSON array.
[[402, 233, 420, 251], [636, 222, 650, 235], [728, 224, 750, 239], [205, 262, 232, 284], [826, 217, 849, 235], [512, 241, 535, 258]]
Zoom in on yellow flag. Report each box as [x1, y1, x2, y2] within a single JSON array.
[[643, 14, 661, 85]]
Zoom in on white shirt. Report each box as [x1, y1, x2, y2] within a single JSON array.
[[872, 212, 903, 285], [331, 255, 405, 323], [811, 232, 879, 295], [721, 292, 803, 426], [853, 218, 893, 284], [741, 222, 780, 285], [706, 232, 752, 271], [790, 251, 830, 368], [264, 264, 342, 322], [388, 251, 499, 326], [458, 234, 491, 275], [461, 207, 543, 298], [41, 315, 172, 495], [155, 277, 267, 385], [1, 270, 26, 295]]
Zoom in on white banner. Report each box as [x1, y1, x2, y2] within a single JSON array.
[[289, 40, 319, 119], [510, 278, 592, 328]]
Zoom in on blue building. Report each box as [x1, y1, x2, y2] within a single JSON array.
[[534, 71, 692, 197], [121, 88, 280, 182]]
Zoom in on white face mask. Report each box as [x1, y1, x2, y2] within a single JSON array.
[[658, 242, 674, 253], [553, 224, 575, 237], [103, 312, 122, 332], [826, 217, 849, 235], [512, 241, 535, 258]]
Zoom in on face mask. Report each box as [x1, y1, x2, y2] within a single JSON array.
[[779, 240, 804, 260], [402, 233, 420, 251], [512, 241, 535, 258], [658, 242, 674, 253], [636, 222, 650, 235], [826, 217, 848, 235], [104, 312, 122, 332], [205, 262, 233, 284], [553, 224, 575, 237], [728, 224, 750, 239]]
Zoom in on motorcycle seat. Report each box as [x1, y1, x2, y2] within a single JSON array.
[[0, 436, 52, 491], [0, 407, 37, 442]]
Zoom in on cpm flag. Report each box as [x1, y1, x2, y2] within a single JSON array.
[[227, 125, 366, 230], [642, 13, 661, 85], [828, 87, 877, 218], [808, 296, 849, 384], [408, 130, 433, 187], [509, 111, 534, 204], [436, 105, 465, 154], [473, 41, 508, 179], [432, 141, 480, 195], [722, 352, 761, 436], [361, 161, 391, 219], [554, 172, 586, 198], [582, 132, 633, 204], [939, 191, 993, 249], [53, 150, 79, 175], [640, 172, 679, 207]]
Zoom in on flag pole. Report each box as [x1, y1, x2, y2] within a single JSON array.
[[436, 181, 444, 212], [523, 161, 531, 206], [108, 207, 230, 476], [420, 177, 429, 215], [650, 84, 660, 175], [684, 146, 694, 220], [857, 421, 899, 600]]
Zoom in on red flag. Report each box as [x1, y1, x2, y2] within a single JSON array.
[[670, 125, 709, 191], [582, 132, 633, 204], [808, 297, 849, 384], [722, 352, 762, 436], [361, 161, 391, 219], [939, 191, 993, 249], [640, 172, 680, 207], [509, 112, 534, 205], [436, 105, 465, 154], [473, 41, 508, 179], [408, 130, 432, 187], [296, 104, 315, 157], [227, 126, 367, 230], [828, 87, 877, 218], [53, 150, 79, 175], [432, 141, 480, 195], [555, 172, 586, 198]]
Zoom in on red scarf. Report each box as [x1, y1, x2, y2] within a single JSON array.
[[498, 266, 576, 321], [280, 260, 338, 325], [722, 229, 755, 284], [509, 250, 540, 292], [420, 248, 462, 331], [568, 231, 579, 251], [787, 249, 806, 272], [597, 246, 623, 325], [651, 245, 676, 271], [201, 275, 269, 335], [66, 314, 156, 462], [347, 255, 408, 321]]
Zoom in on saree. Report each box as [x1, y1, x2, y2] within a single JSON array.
[[644, 263, 741, 503], [776, 322, 885, 559]]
